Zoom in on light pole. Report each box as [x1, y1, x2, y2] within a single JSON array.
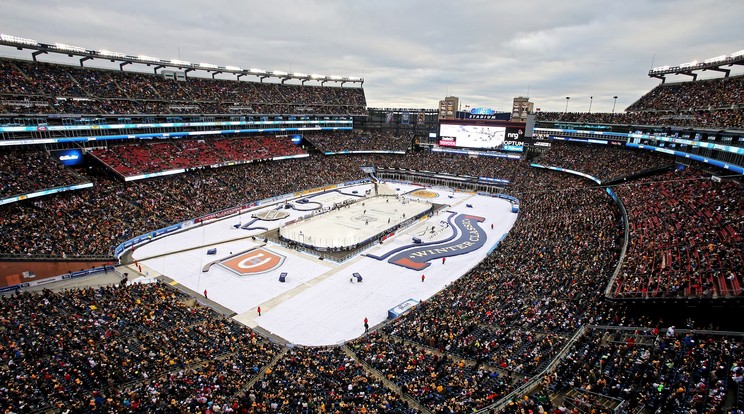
[[612, 96, 618, 115], [565, 96, 570, 113], [589, 96, 593, 113]]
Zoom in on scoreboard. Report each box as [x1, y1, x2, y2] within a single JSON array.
[[438, 119, 526, 152]]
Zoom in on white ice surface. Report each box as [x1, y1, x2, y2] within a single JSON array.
[[134, 182, 517, 345]]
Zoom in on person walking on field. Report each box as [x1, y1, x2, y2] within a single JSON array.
[[204, 289, 208, 299], [421, 274, 425, 283], [364, 317, 369, 333], [257, 306, 262, 316]]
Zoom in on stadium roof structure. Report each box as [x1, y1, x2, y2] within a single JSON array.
[[649, 49, 744, 83], [0, 33, 364, 86]]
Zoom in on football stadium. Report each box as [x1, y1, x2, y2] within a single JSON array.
[[0, 15, 743, 414]]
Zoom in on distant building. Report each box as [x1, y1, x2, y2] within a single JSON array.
[[438, 96, 459, 120], [511, 97, 533, 122]]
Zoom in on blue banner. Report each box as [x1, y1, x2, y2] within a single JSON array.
[[114, 223, 183, 258], [0, 182, 93, 206], [0, 126, 353, 147]]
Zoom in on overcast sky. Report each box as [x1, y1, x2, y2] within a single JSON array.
[[2, 0, 743, 112]]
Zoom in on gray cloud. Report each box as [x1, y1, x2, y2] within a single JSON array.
[[2, 0, 743, 111]]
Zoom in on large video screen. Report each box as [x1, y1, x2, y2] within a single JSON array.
[[439, 124, 524, 151]]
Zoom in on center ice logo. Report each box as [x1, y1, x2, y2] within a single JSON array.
[[410, 189, 438, 199], [221, 248, 286, 275]]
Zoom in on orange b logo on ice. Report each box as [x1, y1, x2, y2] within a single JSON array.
[[221, 248, 285, 275]]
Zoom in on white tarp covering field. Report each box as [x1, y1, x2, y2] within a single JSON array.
[[133, 182, 518, 346]]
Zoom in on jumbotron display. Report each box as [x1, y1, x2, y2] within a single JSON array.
[[438, 122, 524, 152]]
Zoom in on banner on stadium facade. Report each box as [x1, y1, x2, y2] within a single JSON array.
[[114, 223, 183, 258], [0, 265, 114, 293]]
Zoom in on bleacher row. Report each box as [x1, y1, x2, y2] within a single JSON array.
[[90, 135, 307, 178], [0, 58, 366, 116]]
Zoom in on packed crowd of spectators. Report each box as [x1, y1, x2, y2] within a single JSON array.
[[379, 152, 527, 184], [628, 76, 744, 113], [90, 135, 307, 177], [0, 149, 89, 199], [0, 149, 539, 258], [611, 168, 744, 299], [350, 332, 512, 413], [536, 108, 744, 130], [241, 346, 417, 413], [0, 282, 279, 412], [381, 170, 627, 387], [0, 58, 367, 116], [0, 153, 387, 257], [536, 75, 744, 129], [547, 327, 744, 414], [2, 41, 744, 414], [1, 138, 743, 412], [533, 141, 674, 182], [0, 174, 168, 257], [306, 130, 412, 153], [33, 99, 366, 117]]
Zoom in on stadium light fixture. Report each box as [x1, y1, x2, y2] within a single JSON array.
[[225, 65, 241, 71], [292, 72, 308, 78], [170, 59, 191, 66], [704, 55, 728, 63], [0, 34, 39, 46], [99, 49, 126, 58], [249, 68, 266, 74], [329, 75, 343, 80], [652, 65, 670, 72], [612, 96, 618, 115], [272, 70, 288, 76], [310, 74, 326, 79], [732, 50, 744, 57], [137, 55, 160, 62], [199, 62, 218, 69], [346, 76, 361, 81], [54, 43, 88, 53]]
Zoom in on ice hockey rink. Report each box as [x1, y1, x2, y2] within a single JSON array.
[[132, 181, 518, 346]]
